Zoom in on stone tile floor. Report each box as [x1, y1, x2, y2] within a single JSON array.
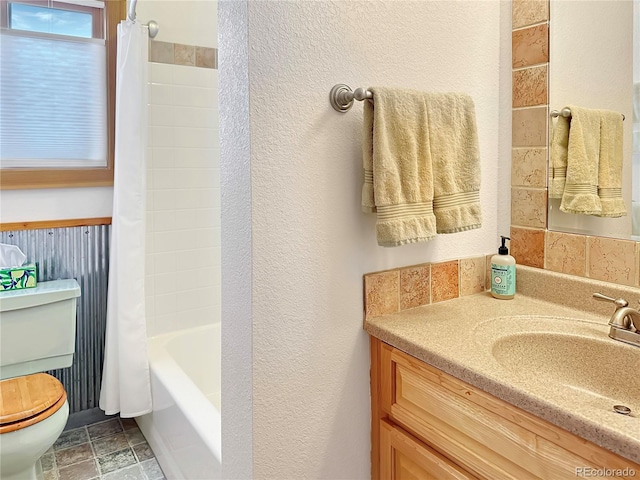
[[42, 417, 165, 480]]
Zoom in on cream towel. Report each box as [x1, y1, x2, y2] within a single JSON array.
[[361, 98, 376, 213], [560, 106, 603, 215], [425, 93, 482, 233], [596, 110, 626, 217], [549, 116, 569, 199], [362, 87, 437, 246], [361, 88, 481, 246]]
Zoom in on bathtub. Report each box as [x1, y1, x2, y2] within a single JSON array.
[[136, 324, 221, 479]]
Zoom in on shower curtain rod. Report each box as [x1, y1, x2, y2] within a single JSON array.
[[127, 0, 159, 38], [127, 0, 138, 21]]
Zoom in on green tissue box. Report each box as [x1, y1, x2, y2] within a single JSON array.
[[0, 264, 37, 291]]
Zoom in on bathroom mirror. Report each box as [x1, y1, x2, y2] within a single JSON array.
[[547, 0, 639, 241]]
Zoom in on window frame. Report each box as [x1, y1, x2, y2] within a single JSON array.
[[0, 0, 125, 190], [2, 0, 105, 38]]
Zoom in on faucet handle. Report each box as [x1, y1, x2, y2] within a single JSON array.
[[592, 293, 629, 308]]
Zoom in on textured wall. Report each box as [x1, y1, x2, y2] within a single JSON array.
[[219, 0, 253, 478], [220, 1, 504, 478]]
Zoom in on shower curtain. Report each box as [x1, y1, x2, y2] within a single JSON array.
[[100, 20, 152, 417]]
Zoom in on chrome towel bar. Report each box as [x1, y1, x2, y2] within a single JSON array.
[[330, 84, 373, 112], [551, 107, 625, 121]]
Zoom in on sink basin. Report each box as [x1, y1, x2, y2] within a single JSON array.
[[492, 332, 638, 406], [474, 316, 640, 411]]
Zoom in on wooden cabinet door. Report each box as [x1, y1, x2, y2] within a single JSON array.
[[379, 419, 478, 480]]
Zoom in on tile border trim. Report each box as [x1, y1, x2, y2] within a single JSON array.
[[149, 40, 218, 69]]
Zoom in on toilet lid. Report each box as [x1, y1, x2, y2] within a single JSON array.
[[0, 373, 66, 433]]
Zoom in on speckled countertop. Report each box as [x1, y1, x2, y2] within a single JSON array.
[[364, 265, 640, 464]]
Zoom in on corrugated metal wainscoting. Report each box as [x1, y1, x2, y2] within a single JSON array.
[[1, 225, 110, 413]]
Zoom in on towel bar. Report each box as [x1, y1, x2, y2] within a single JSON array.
[[330, 84, 372, 112], [551, 108, 625, 121]]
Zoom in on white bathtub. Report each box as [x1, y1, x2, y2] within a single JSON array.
[[136, 324, 221, 479]]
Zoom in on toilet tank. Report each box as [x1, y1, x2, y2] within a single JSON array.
[[0, 279, 81, 380]]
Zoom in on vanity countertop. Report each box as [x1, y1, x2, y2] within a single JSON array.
[[364, 266, 640, 464]]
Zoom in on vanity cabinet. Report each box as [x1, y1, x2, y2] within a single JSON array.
[[370, 337, 639, 480]]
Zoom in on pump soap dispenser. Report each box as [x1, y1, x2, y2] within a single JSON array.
[[491, 236, 516, 300]]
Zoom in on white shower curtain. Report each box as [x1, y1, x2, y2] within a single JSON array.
[[100, 20, 152, 417]]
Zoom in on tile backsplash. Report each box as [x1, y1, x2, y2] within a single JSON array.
[[149, 41, 217, 69], [364, 256, 487, 318]]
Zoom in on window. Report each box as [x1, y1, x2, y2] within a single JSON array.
[[0, 0, 125, 189]]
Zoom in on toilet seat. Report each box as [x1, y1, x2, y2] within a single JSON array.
[[0, 373, 67, 434]]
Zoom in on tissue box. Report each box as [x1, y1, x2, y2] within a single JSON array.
[[0, 264, 37, 291]]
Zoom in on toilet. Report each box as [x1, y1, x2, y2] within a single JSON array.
[[0, 279, 81, 480]]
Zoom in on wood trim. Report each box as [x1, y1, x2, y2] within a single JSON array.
[[104, 0, 125, 186], [380, 342, 393, 414], [370, 336, 382, 480], [0, 217, 112, 231], [380, 419, 479, 480], [0, 168, 115, 189], [0, 0, 125, 190], [379, 418, 392, 478]]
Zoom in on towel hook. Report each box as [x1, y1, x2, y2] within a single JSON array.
[[330, 84, 372, 112]]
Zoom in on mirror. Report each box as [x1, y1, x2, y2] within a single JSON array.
[[547, 0, 639, 241]]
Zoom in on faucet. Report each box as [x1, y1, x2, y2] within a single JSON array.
[[593, 293, 640, 347]]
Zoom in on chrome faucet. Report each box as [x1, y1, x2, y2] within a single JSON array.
[[593, 293, 640, 347]]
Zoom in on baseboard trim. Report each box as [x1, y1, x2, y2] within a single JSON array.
[[64, 407, 117, 431]]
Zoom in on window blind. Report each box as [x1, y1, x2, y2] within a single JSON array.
[[0, 31, 107, 168]]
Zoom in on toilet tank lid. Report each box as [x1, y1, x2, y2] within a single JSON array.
[[0, 279, 81, 312]]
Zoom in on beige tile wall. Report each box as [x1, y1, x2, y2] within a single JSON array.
[[363, 256, 486, 318], [149, 41, 217, 69]]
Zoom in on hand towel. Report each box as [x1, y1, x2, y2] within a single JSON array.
[[596, 110, 626, 217], [560, 106, 603, 215], [361, 98, 376, 213], [425, 93, 482, 233], [549, 116, 570, 199], [362, 87, 437, 246]]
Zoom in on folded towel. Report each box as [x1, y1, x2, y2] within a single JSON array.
[[549, 116, 570, 199], [560, 106, 603, 215], [596, 110, 626, 217], [362, 87, 437, 246], [361, 99, 376, 213], [362, 88, 481, 246], [425, 93, 482, 233]]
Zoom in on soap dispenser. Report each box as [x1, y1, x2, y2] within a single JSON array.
[[491, 236, 516, 300]]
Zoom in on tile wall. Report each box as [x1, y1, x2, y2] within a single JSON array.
[[511, 0, 640, 287], [364, 256, 487, 318], [145, 42, 220, 336]]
